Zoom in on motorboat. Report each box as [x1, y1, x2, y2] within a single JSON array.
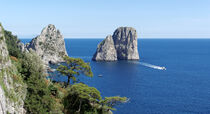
[[98, 74, 103, 77], [160, 67, 166, 70]]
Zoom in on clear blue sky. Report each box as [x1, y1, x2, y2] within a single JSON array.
[[0, 0, 210, 38]]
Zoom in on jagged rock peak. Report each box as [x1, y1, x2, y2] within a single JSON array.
[[40, 24, 61, 37], [92, 27, 140, 61], [26, 24, 68, 64]]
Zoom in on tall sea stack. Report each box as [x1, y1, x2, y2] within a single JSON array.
[[92, 27, 139, 61]]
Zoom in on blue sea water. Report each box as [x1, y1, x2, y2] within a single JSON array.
[[21, 39, 210, 114]]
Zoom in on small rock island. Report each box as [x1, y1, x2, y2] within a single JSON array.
[[92, 27, 140, 61]]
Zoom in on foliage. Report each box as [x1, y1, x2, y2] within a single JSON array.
[[24, 73, 55, 113], [100, 96, 128, 111], [4, 30, 22, 58], [63, 83, 128, 114], [57, 56, 93, 87], [19, 51, 62, 113], [0, 23, 4, 41], [63, 83, 101, 113], [19, 50, 46, 80]]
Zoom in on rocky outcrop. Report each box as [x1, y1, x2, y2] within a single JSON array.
[[17, 42, 28, 53], [0, 24, 27, 114], [92, 35, 117, 61], [26, 24, 68, 64], [92, 27, 139, 61]]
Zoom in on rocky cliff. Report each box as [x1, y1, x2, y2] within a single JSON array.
[[0, 24, 27, 114], [92, 27, 139, 61], [26, 24, 68, 64]]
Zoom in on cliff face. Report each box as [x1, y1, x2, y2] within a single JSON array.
[[92, 27, 139, 61], [26, 24, 68, 64], [0, 24, 27, 114]]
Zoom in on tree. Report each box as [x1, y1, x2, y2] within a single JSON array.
[[4, 30, 22, 58], [19, 49, 46, 80], [57, 56, 93, 87], [63, 83, 102, 113], [20, 50, 58, 113], [63, 83, 128, 114], [100, 96, 128, 111], [24, 73, 55, 113]]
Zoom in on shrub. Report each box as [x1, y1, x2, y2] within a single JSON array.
[[4, 30, 22, 58]]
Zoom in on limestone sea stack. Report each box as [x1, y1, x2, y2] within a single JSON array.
[[92, 27, 139, 61], [26, 24, 68, 64]]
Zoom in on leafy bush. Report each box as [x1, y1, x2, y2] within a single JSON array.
[[19, 51, 62, 113], [63, 83, 127, 114]]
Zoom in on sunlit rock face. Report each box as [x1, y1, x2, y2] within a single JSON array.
[[92, 35, 117, 61], [26, 24, 68, 64], [0, 24, 27, 114], [92, 27, 139, 61]]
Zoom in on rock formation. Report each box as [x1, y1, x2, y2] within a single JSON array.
[[0, 24, 27, 114], [92, 27, 139, 61], [26, 24, 68, 64], [92, 35, 117, 61]]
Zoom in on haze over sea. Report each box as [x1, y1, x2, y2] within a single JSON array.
[[21, 39, 210, 114]]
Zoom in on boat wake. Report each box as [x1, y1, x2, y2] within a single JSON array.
[[129, 61, 166, 70], [69, 56, 166, 70], [70, 56, 92, 59]]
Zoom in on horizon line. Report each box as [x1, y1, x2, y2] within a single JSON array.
[[19, 38, 210, 39]]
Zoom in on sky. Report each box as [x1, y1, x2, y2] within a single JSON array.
[[0, 0, 210, 39]]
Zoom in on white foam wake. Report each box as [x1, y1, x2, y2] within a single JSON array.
[[129, 61, 166, 70], [70, 56, 92, 59]]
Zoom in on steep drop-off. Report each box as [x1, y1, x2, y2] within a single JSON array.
[[0, 24, 26, 114]]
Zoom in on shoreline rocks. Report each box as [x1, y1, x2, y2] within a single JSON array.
[[92, 27, 140, 61]]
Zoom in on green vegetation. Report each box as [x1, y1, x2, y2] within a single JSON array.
[[57, 56, 93, 87], [63, 83, 102, 113], [63, 83, 127, 114], [0, 58, 26, 104], [0, 23, 4, 41], [19, 51, 63, 113], [57, 57, 128, 113], [100, 96, 128, 111], [4, 30, 22, 58], [15, 52, 127, 114]]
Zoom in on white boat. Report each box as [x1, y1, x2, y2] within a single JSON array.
[[153, 66, 166, 70], [98, 74, 103, 77], [159, 67, 166, 70]]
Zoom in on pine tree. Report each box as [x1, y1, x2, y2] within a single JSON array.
[[57, 56, 93, 87]]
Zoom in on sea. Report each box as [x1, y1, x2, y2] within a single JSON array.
[[21, 39, 210, 114]]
